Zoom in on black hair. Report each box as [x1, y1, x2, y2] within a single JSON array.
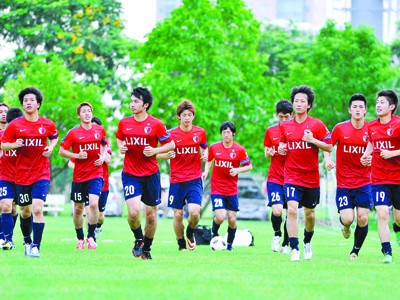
[[91, 116, 102, 126], [220, 121, 236, 135], [290, 85, 315, 111], [18, 87, 43, 110], [348, 93, 367, 108], [0, 103, 9, 109], [377, 90, 398, 114], [6, 107, 23, 123], [131, 87, 153, 111], [276, 99, 293, 114]]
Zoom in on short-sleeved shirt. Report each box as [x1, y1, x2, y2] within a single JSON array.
[[280, 116, 332, 188], [331, 120, 370, 188], [368, 116, 400, 185], [208, 141, 251, 196], [60, 124, 107, 183], [0, 128, 18, 182], [264, 123, 285, 185], [169, 125, 207, 183], [2, 116, 58, 185], [116, 115, 172, 177]]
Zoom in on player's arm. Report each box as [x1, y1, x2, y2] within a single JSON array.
[[157, 151, 175, 160], [1, 139, 24, 150], [144, 140, 175, 157], [117, 138, 128, 155], [58, 146, 87, 160], [202, 160, 213, 181], [380, 148, 400, 160], [43, 137, 59, 157], [94, 144, 108, 166], [302, 129, 332, 152], [360, 142, 373, 166], [229, 163, 252, 177], [277, 142, 287, 155], [324, 151, 335, 171]]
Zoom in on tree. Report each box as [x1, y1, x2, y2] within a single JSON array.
[[0, 0, 138, 94], [132, 0, 280, 172], [284, 20, 394, 130], [2, 56, 108, 192]]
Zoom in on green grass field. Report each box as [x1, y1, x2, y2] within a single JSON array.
[[1, 211, 398, 300]]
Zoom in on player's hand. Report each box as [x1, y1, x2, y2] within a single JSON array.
[[119, 141, 128, 155], [200, 152, 208, 162], [42, 146, 53, 157], [325, 160, 336, 171], [166, 150, 176, 159], [143, 146, 157, 157], [380, 150, 394, 160], [277, 144, 287, 155], [15, 138, 24, 148], [265, 147, 276, 157], [302, 129, 314, 143], [94, 154, 105, 166], [77, 151, 88, 159], [360, 154, 372, 166], [229, 168, 239, 177]]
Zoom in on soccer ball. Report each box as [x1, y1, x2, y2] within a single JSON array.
[[210, 236, 227, 251]]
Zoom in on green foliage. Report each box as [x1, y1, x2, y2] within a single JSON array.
[[284, 20, 394, 130], [0, 0, 139, 93], [133, 0, 280, 173], [2, 56, 108, 182]]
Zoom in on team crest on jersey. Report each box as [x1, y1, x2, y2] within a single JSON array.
[[193, 135, 199, 143], [38, 126, 46, 135], [230, 150, 236, 159], [363, 135, 369, 143], [94, 133, 100, 139], [144, 124, 152, 134], [387, 128, 394, 136]]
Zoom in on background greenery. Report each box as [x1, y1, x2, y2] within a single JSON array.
[[1, 0, 400, 188]]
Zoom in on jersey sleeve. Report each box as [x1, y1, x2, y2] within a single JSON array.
[[208, 144, 215, 162], [279, 123, 287, 143], [264, 129, 271, 147], [330, 124, 340, 146], [60, 130, 75, 150], [1, 122, 16, 143], [115, 120, 125, 141], [316, 122, 332, 144], [101, 127, 107, 145], [48, 121, 59, 140], [157, 122, 172, 145], [239, 147, 251, 166], [200, 129, 208, 149]]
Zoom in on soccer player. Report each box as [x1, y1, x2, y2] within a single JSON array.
[[202, 121, 252, 251], [360, 90, 400, 264], [157, 100, 208, 251], [264, 99, 292, 254], [116, 87, 175, 260], [1, 87, 59, 258], [0, 103, 9, 247], [59, 103, 107, 250], [278, 85, 332, 261], [0, 107, 24, 250], [324, 93, 372, 260]]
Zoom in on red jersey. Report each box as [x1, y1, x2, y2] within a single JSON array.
[[331, 120, 370, 188], [0, 128, 18, 182], [208, 141, 251, 196], [102, 143, 112, 191], [368, 116, 400, 185], [264, 123, 285, 185], [169, 125, 207, 183], [60, 124, 107, 183], [2, 116, 58, 185], [280, 116, 332, 188], [116, 115, 172, 176]]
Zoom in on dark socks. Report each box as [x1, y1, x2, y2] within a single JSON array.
[[381, 242, 392, 255], [32, 222, 45, 249], [2, 213, 14, 242], [393, 222, 400, 233], [131, 226, 143, 241], [75, 228, 84, 240], [177, 238, 186, 249], [186, 225, 195, 239], [303, 229, 314, 244], [351, 225, 368, 255], [20, 215, 32, 244], [271, 213, 282, 236], [289, 237, 299, 250], [282, 219, 289, 246], [142, 236, 153, 252], [227, 227, 237, 245], [212, 220, 220, 237], [12, 214, 18, 230], [87, 223, 96, 239]]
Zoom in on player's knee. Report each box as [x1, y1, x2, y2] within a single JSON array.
[[1, 202, 12, 213], [174, 209, 184, 221], [32, 205, 43, 217], [272, 206, 282, 216], [287, 206, 298, 217], [357, 214, 368, 226], [189, 210, 200, 220]]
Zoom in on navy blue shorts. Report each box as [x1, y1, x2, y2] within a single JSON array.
[[17, 180, 50, 206], [211, 194, 239, 212], [336, 184, 372, 211], [0, 180, 18, 203], [168, 178, 203, 210], [284, 184, 320, 209], [121, 171, 161, 207], [266, 182, 286, 207], [372, 184, 400, 210], [71, 178, 104, 203]]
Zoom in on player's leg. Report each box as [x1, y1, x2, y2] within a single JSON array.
[[168, 182, 186, 250], [173, 208, 186, 251], [339, 209, 354, 239], [373, 184, 393, 263], [267, 182, 285, 252], [1, 198, 15, 250], [211, 195, 227, 238], [185, 179, 202, 251], [302, 187, 320, 260], [284, 184, 302, 261], [73, 202, 85, 249], [226, 209, 237, 251], [336, 188, 354, 239], [350, 207, 369, 259], [95, 190, 108, 238], [0, 201, 4, 246]]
